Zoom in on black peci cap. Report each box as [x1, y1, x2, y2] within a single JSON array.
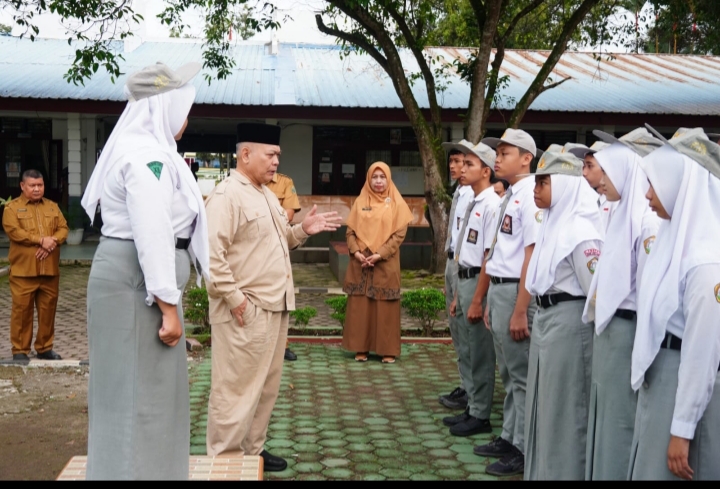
[[236, 123, 281, 145]]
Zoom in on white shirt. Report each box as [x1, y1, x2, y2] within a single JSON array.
[[485, 176, 541, 278], [449, 185, 472, 253], [546, 239, 602, 297], [667, 263, 720, 439], [457, 186, 502, 269], [597, 194, 617, 235], [100, 157, 197, 306], [616, 213, 659, 311]]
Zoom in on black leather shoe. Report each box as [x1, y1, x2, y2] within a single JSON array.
[[260, 449, 288, 472], [449, 415, 492, 436], [36, 350, 62, 360], [12, 353, 29, 362], [439, 387, 468, 410], [485, 448, 524, 476], [284, 348, 297, 361], [474, 436, 515, 458], [442, 408, 470, 427]]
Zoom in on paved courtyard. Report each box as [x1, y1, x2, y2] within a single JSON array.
[[0, 264, 449, 360], [188, 343, 515, 481]]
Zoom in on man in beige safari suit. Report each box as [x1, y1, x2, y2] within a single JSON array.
[[204, 123, 340, 471]]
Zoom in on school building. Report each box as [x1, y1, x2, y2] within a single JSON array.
[[2, 34, 720, 223]]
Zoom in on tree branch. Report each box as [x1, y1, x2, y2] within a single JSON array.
[[498, 0, 546, 45], [538, 75, 572, 93], [315, 15, 389, 71], [508, 0, 601, 128]]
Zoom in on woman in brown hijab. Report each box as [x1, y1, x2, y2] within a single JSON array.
[[343, 162, 414, 363]]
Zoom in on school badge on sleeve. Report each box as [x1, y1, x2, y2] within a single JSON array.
[[146, 161, 164, 180], [643, 236, 656, 255], [715, 283, 720, 303], [587, 257, 598, 274], [534, 210, 543, 223]]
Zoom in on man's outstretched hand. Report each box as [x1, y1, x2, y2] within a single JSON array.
[[301, 205, 342, 235]]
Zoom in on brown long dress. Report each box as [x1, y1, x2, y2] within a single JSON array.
[[342, 226, 407, 357]]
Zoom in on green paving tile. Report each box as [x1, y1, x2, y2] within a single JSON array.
[[397, 435, 422, 444], [321, 458, 350, 468], [294, 462, 324, 473], [465, 463, 490, 473], [342, 427, 366, 435], [348, 452, 377, 463], [323, 468, 354, 479], [457, 453, 484, 464], [363, 417, 389, 425], [296, 427, 320, 434], [294, 434, 320, 443], [318, 438, 348, 448], [410, 473, 443, 481], [294, 443, 321, 452], [362, 474, 387, 481], [345, 442, 374, 452], [267, 468, 296, 479], [438, 468, 468, 478], [296, 452, 323, 462], [265, 438, 294, 448], [422, 439, 450, 449], [379, 468, 412, 479], [435, 458, 461, 468], [354, 462, 382, 473], [371, 439, 398, 449], [189, 445, 206, 455], [345, 435, 370, 443], [428, 448, 456, 458]]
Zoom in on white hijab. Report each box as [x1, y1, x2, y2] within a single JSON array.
[[583, 143, 653, 333], [81, 83, 210, 284], [631, 144, 720, 390], [526, 174, 603, 296]]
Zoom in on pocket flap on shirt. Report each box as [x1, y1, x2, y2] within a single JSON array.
[[242, 207, 268, 222]]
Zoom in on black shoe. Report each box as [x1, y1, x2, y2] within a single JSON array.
[[474, 436, 515, 458], [485, 448, 525, 476], [36, 350, 62, 360], [439, 386, 468, 409], [284, 348, 297, 361], [442, 407, 470, 427], [260, 449, 288, 472], [449, 415, 492, 436], [12, 353, 29, 362]]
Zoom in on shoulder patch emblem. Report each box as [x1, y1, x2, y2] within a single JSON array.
[[291, 186, 297, 194], [584, 248, 601, 258], [715, 283, 720, 303], [147, 161, 164, 180], [587, 257, 598, 274], [643, 236, 655, 255], [535, 210, 543, 223]]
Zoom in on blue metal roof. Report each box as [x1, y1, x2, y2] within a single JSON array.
[[1, 36, 719, 115]]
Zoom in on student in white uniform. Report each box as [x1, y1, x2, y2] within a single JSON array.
[[443, 142, 500, 437], [472, 129, 542, 477], [522, 149, 603, 480], [629, 127, 720, 481], [568, 141, 613, 233], [581, 141, 660, 480], [81, 62, 210, 480], [439, 140, 475, 411]]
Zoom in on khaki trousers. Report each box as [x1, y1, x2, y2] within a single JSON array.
[[9, 274, 59, 355], [206, 303, 288, 456]]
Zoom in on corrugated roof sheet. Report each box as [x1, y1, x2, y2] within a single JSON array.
[[1, 36, 720, 115]]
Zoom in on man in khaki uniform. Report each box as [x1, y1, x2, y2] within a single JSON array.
[[266, 172, 302, 361], [204, 123, 340, 471], [2, 169, 68, 362]]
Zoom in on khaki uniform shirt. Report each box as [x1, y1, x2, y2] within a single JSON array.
[[2, 195, 68, 277], [205, 170, 309, 323], [265, 173, 301, 212]]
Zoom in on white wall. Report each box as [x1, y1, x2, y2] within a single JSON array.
[[81, 117, 97, 190], [279, 124, 313, 195]]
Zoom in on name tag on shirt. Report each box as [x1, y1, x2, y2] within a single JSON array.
[[467, 228, 478, 244], [500, 214, 513, 235], [457, 216, 462, 230]]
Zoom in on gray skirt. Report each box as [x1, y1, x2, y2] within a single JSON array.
[[86, 237, 190, 480], [585, 316, 638, 480], [524, 300, 594, 480], [628, 348, 720, 480]]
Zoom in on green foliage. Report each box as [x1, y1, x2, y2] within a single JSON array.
[[0, 195, 12, 207], [401, 288, 445, 337], [0, 23, 12, 35], [641, 0, 720, 54], [184, 286, 211, 333], [324, 295, 348, 328], [289, 306, 318, 329]]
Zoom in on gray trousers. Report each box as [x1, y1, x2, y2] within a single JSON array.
[[87, 237, 191, 480], [585, 316, 638, 480], [525, 300, 594, 481], [487, 282, 536, 453], [445, 259, 469, 392], [455, 275, 496, 419], [628, 348, 720, 480]]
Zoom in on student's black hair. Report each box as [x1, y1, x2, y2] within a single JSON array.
[[447, 149, 463, 162]]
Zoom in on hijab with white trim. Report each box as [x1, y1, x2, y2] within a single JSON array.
[[631, 144, 720, 390], [526, 174, 603, 296], [583, 143, 657, 333], [81, 82, 210, 284]]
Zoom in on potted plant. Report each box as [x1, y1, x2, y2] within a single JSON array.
[[62, 201, 87, 246]]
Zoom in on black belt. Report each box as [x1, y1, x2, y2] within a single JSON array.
[[458, 267, 481, 280], [660, 333, 720, 371], [536, 292, 586, 309], [175, 237, 191, 250], [447, 251, 454, 259], [490, 276, 520, 285], [614, 309, 636, 321]]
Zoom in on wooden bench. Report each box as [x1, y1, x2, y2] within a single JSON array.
[[56, 455, 264, 480]]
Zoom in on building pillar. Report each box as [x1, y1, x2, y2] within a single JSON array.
[[450, 122, 464, 142], [67, 113, 82, 198]]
